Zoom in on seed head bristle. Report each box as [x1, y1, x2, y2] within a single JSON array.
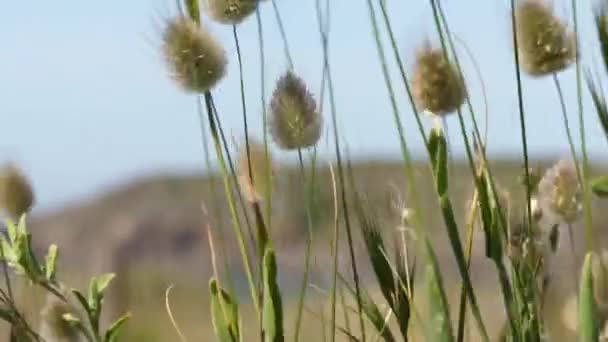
[[0, 164, 34, 220], [162, 16, 227, 93], [203, 0, 260, 25], [238, 139, 274, 204], [515, 0, 576, 76], [537, 159, 581, 224], [269, 71, 322, 150], [411, 44, 467, 116]]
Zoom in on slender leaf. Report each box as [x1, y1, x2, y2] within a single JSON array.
[[340, 275, 396, 342], [587, 76, 608, 142], [45, 244, 58, 281], [263, 248, 284, 342], [104, 313, 131, 342], [592, 175, 608, 197], [579, 253, 600, 342], [429, 127, 448, 195], [425, 239, 454, 342], [210, 278, 240, 342]]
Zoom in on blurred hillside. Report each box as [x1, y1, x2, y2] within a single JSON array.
[[21, 159, 608, 340]]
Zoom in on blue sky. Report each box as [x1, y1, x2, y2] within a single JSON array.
[[1, 1, 607, 212]]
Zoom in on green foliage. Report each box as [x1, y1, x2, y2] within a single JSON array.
[[352, 192, 412, 341], [209, 278, 240, 342], [579, 253, 600, 341], [425, 240, 454, 342], [263, 248, 284, 342], [0, 217, 129, 341], [592, 175, 608, 197]]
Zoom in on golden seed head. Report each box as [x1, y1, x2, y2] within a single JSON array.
[[269, 71, 322, 150], [516, 0, 576, 76], [537, 159, 581, 224], [162, 16, 227, 93], [39, 295, 82, 342], [203, 0, 260, 25], [0, 164, 34, 220], [411, 44, 467, 116], [237, 139, 274, 204]]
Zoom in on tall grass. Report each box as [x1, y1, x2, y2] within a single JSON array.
[[4, 0, 608, 341]]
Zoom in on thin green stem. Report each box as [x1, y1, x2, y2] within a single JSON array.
[[255, 7, 273, 233], [364, 0, 423, 228], [202, 92, 260, 319], [209, 97, 257, 256], [571, 0, 594, 252], [315, 0, 366, 339], [376, 0, 428, 147], [552, 74, 582, 180], [271, 0, 294, 70], [456, 191, 479, 342], [509, 0, 533, 238], [429, 1, 493, 340], [233, 25, 254, 205], [196, 99, 235, 295], [294, 149, 314, 342]]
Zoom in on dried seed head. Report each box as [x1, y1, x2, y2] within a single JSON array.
[[411, 44, 467, 116], [162, 17, 227, 93], [203, 0, 259, 24], [238, 139, 274, 203], [269, 71, 322, 150], [0, 164, 34, 220], [537, 159, 581, 224], [39, 295, 83, 342], [515, 0, 576, 76]]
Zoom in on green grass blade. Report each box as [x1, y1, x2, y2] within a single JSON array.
[[592, 175, 608, 197], [425, 239, 455, 342], [263, 248, 284, 342], [339, 274, 396, 342], [210, 278, 240, 342], [587, 75, 608, 142], [578, 253, 600, 342]]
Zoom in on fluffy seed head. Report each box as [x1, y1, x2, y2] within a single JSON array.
[[39, 295, 83, 342], [269, 71, 322, 150], [162, 17, 227, 93], [411, 44, 467, 116], [0, 164, 34, 220], [537, 159, 581, 224], [203, 0, 259, 24], [515, 0, 576, 76], [238, 140, 274, 203]]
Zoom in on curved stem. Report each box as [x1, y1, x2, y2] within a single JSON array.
[[271, 0, 294, 70], [571, 0, 594, 252], [552, 74, 582, 180], [314, 0, 366, 340], [293, 148, 314, 342], [509, 0, 533, 262], [255, 7, 273, 233], [202, 92, 260, 318]]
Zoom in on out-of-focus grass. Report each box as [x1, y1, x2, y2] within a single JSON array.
[[9, 160, 605, 340]]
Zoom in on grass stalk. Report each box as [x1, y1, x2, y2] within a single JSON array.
[[271, 0, 294, 70], [314, 1, 367, 340], [201, 92, 260, 319], [509, 0, 533, 237], [293, 148, 315, 342], [255, 7, 273, 233], [552, 74, 582, 178], [571, 0, 594, 252]]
